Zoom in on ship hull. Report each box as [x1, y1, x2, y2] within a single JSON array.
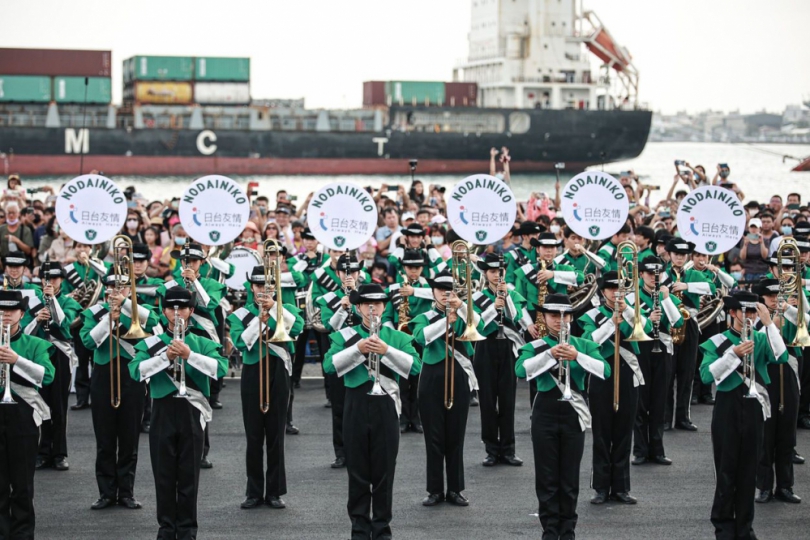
[[0, 108, 651, 176]]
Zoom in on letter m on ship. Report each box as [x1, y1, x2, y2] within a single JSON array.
[[65, 128, 89, 154]]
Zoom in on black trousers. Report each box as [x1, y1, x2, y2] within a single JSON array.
[[90, 362, 146, 500], [474, 337, 517, 457], [399, 366, 421, 429], [634, 342, 671, 459], [296, 331, 330, 398], [72, 326, 92, 405], [329, 373, 346, 459], [532, 387, 585, 540], [150, 396, 205, 540], [711, 385, 764, 540], [418, 360, 470, 494], [38, 347, 71, 461], [695, 320, 721, 400], [667, 318, 699, 426], [590, 355, 638, 493], [241, 360, 289, 499], [0, 400, 39, 540], [757, 361, 799, 491], [799, 348, 810, 421], [343, 381, 399, 540]]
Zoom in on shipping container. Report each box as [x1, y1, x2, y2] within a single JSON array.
[[444, 82, 478, 107], [124, 56, 194, 83], [193, 82, 250, 104], [385, 81, 445, 106], [124, 82, 193, 104], [195, 57, 250, 82], [0, 48, 111, 77], [54, 76, 111, 104], [0, 75, 51, 103], [363, 81, 386, 107]]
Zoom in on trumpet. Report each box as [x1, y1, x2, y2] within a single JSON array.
[[172, 306, 188, 398], [259, 239, 293, 414], [0, 320, 14, 405], [367, 305, 385, 396], [557, 313, 573, 402], [740, 309, 758, 399]]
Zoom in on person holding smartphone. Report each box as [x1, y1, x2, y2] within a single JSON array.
[[739, 218, 769, 282]]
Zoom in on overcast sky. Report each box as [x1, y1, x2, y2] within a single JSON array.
[[2, 0, 807, 114]]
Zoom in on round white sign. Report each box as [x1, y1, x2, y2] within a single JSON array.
[[306, 182, 378, 250], [55, 174, 128, 244], [446, 174, 516, 245], [179, 175, 250, 246], [560, 171, 629, 240], [676, 185, 746, 255]]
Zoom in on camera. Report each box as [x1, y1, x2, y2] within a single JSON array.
[[555, 162, 565, 170], [289, 195, 298, 201], [409, 159, 418, 169], [674, 160, 685, 166], [647, 185, 661, 191], [387, 185, 399, 193]]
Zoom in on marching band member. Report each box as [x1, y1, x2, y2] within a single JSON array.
[[80, 267, 159, 510], [699, 291, 787, 540], [323, 283, 421, 540], [754, 277, 803, 504], [793, 234, 810, 431], [516, 293, 609, 540], [663, 239, 715, 431], [555, 227, 606, 276], [630, 256, 683, 466], [473, 253, 534, 467], [0, 290, 54, 539], [27, 261, 81, 472], [130, 286, 227, 540], [171, 243, 235, 283], [382, 248, 434, 434], [228, 266, 304, 510], [634, 226, 656, 262], [388, 223, 444, 278], [505, 221, 543, 284], [132, 243, 164, 308], [595, 223, 632, 273], [3, 255, 40, 296], [579, 271, 651, 505], [411, 268, 479, 506]]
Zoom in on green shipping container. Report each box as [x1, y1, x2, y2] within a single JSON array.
[[195, 57, 250, 81], [125, 55, 194, 82], [385, 81, 445, 106], [0, 75, 51, 103], [54, 76, 111, 104]]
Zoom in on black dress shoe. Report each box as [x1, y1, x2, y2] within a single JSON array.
[[53, 457, 70, 471], [210, 400, 223, 410], [266, 496, 286, 509], [631, 455, 647, 466], [651, 455, 673, 466], [675, 421, 698, 432], [91, 497, 115, 510], [71, 401, 90, 411], [755, 489, 773, 503], [590, 491, 609, 505], [699, 395, 716, 405], [663, 424, 673, 431], [141, 422, 150, 434], [611, 492, 637, 504], [35, 456, 50, 470], [793, 452, 805, 465], [200, 457, 213, 469], [482, 455, 498, 467], [691, 395, 698, 406], [324, 399, 332, 408], [331, 456, 346, 469], [774, 488, 801, 504], [411, 423, 424, 434], [400, 424, 408, 434], [294, 381, 301, 389], [470, 395, 479, 407], [446, 491, 469, 506], [241, 497, 263, 509], [500, 454, 523, 466], [422, 493, 444, 506], [118, 497, 142, 509], [286, 423, 300, 435]]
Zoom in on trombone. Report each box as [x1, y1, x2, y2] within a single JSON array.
[[445, 241, 484, 410], [613, 241, 651, 412], [258, 239, 293, 414]]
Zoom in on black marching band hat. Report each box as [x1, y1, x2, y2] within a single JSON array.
[[768, 255, 794, 268], [2, 254, 28, 267], [402, 223, 425, 237], [163, 286, 195, 309], [0, 290, 28, 311], [653, 231, 674, 250], [516, 221, 545, 236], [103, 265, 130, 287], [755, 278, 780, 297], [39, 260, 65, 279], [476, 252, 505, 273], [723, 290, 759, 312], [793, 222, 810, 236], [665, 238, 695, 254], [427, 268, 454, 291], [170, 242, 205, 261], [598, 270, 621, 289], [401, 248, 426, 267], [538, 293, 573, 314], [264, 242, 288, 257], [131, 242, 150, 261], [336, 254, 360, 273], [301, 227, 316, 240], [247, 265, 267, 285], [530, 232, 562, 248], [794, 235, 810, 253], [349, 283, 389, 305], [640, 255, 665, 273]]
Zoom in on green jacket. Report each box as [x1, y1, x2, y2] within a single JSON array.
[[578, 304, 653, 357], [62, 259, 111, 295], [24, 292, 81, 342], [471, 287, 528, 337], [227, 301, 305, 365], [596, 241, 627, 273], [515, 260, 582, 311], [80, 301, 160, 366], [242, 259, 308, 307], [134, 275, 165, 308], [172, 257, 234, 283], [1, 330, 54, 398], [505, 245, 537, 284], [382, 278, 434, 330], [627, 285, 685, 335], [516, 334, 608, 392], [290, 252, 328, 286], [410, 307, 475, 365], [388, 246, 444, 279], [664, 265, 715, 310], [699, 326, 787, 393], [157, 276, 226, 341], [130, 328, 227, 398], [310, 264, 371, 303], [317, 288, 361, 333]]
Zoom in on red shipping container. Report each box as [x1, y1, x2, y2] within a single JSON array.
[[0, 48, 112, 77], [444, 82, 478, 107], [363, 81, 386, 107]]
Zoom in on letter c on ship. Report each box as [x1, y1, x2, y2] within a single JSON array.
[[197, 130, 217, 156]]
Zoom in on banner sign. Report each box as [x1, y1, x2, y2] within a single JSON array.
[[56, 174, 128, 244], [560, 171, 629, 240], [677, 186, 745, 254], [179, 175, 250, 246], [446, 174, 516, 244], [306, 182, 378, 250]]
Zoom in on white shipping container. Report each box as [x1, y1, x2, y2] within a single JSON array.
[[193, 82, 251, 104]]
